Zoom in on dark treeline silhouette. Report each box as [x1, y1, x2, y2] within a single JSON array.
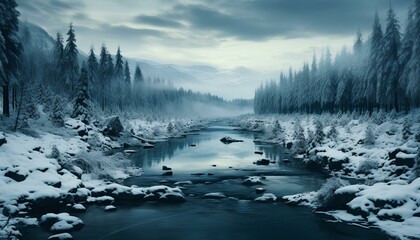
[[255, 1, 420, 115]]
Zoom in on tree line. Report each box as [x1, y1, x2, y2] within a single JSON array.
[[255, 1, 420, 115]]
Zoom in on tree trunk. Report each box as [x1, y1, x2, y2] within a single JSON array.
[[3, 83, 9, 117]]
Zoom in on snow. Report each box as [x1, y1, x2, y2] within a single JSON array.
[[203, 192, 226, 199], [254, 193, 277, 202], [104, 205, 116, 211], [71, 204, 85, 211], [48, 233, 74, 240], [238, 110, 420, 239], [50, 220, 73, 232], [242, 176, 263, 185]]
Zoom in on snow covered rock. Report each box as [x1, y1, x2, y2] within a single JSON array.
[[40, 213, 84, 233], [203, 192, 226, 199], [394, 152, 416, 168], [104, 205, 117, 211], [48, 233, 74, 240], [220, 136, 243, 144], [174, 181, 193, 185], [102, 117, 124, 137], [255, 193, 277, 202], [159, 192, 186, 203], [71, 204, 86, 213], [255, 188, 266, 194], [87, 196, 114, 205], [242, 176, 263, 186]]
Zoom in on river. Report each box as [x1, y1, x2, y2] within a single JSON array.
[[21, 124, 390, 239]]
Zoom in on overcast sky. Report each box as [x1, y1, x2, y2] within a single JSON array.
[[18, 0, 412, 98]]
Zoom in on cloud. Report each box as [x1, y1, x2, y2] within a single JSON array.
[[134, 15, 184, 28]]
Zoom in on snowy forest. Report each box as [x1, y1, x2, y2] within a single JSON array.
[[255, 3, 420, 114], [0, 3, 249, 129]]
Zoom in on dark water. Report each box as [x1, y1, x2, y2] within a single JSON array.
[[21, 125, 390, 239]]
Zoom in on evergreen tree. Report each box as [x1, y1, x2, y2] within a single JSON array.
[[402, 118, 412, 141], [328, 124, 338, 140], [124, 60, 131, 106], [53, 33, 64, 91], [87, 47, 98, 103], [133, 65, 144, 84], [114, 47, 124, 111], [63, 23, 79, 95], [406, 0, 420, 106], [49, 96, 65, 127], [381, 6, 401, 111], [0, 0, 23, 116], [72, 66, 90, 124], [293, 122, 306, 153], [314, 119, 325, 145]]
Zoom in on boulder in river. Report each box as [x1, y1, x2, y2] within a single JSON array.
[[220, 136, 244, 144], [162, 166, 172, 171], [203, 192, 226, 199], [102, 116, 124, 137], [48, 233, 74, 240], [163, 171, 173, 176], [254, 159, 270, 165], [255, 193, 277, 203], [242, 176, 263, 186], [104, 205, 117, 212]]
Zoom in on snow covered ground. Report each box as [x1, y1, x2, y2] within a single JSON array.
[[235, 110, 420, 239], [0, 116, 206, 239]]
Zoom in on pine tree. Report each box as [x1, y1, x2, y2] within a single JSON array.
[[328, 124, 338, 140], [381, 6, 401, 111], [293, 122, 306, 153], [406, 0, 420, 107], [0, 0, 23, 116], [133, 65, 144, 84], [124, 60, 131, 106], [114, 47, 124, 111], [402, 118, 412, 141], [50, 96, 65, 127], [63, 23, 79, 95], [87, 47, 98, 103], [53, 33, 64, 91], [314, 119, 325, 145], [72, 66, 90, 124]]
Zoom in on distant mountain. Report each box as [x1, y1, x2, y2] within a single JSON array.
[[21, 22, 273, 99]]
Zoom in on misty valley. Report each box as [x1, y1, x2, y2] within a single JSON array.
[[1, 0, 420, 240]]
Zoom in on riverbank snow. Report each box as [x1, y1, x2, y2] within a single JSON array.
[[236, 110, 420, 239]]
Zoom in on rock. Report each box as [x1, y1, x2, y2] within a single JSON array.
[[30, 197, 61, 213], [102, 116, 124, 137], [124, 150, 136, 154], [254, 159, 270, 165], [203, 192, 226, 199], [328, 157, 349, 171], [63, 194, 75, 205], [220, 136, 244, 144], [162, 171, 173, 176], [395, 152, 416, 168], [255, 188, 266, 194], [159, 192, 186, 203], [4, 170, 27, 182], [286, 142, 293, 149], [46, 180, 62, 188], [255, 193, 277, 202], [143, 143, 154, 149], [104, 205, 117, 211], [174, 181, 193, 185], [190, 144, 196, 147], [242, 176, 263, 186], [191, 173, 205, 176], [211, 164, 217, 167], [87, 196, 114, 205], [33, 146, 42, 152], [71, 204, 85, 213], [162, 166, 172, 171], [40, 213, 84, 232], [48, 233, 74, 240], [254, 151, 263, 155], [0, 133, 6, 147], [2, 205, 19, 217], [282, 159, 290, 163], [77, 129, 88, 137]]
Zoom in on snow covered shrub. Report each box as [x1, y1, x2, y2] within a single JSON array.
[[293, 122, 306, 153], [75, 151, 132, 179], [167, 122, 174, 134], [372, 110, 386, 125], [47, 145, 60, 159], [364, 124, 375, 145], [314, 119, 325, 146], [357, 159, 379, 175], [402, 119, 412, 141], [327, 124, 338, 140], [152, 125, 163, 136], [315, 177, 350, 210], [306, 129, 315, 149]]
